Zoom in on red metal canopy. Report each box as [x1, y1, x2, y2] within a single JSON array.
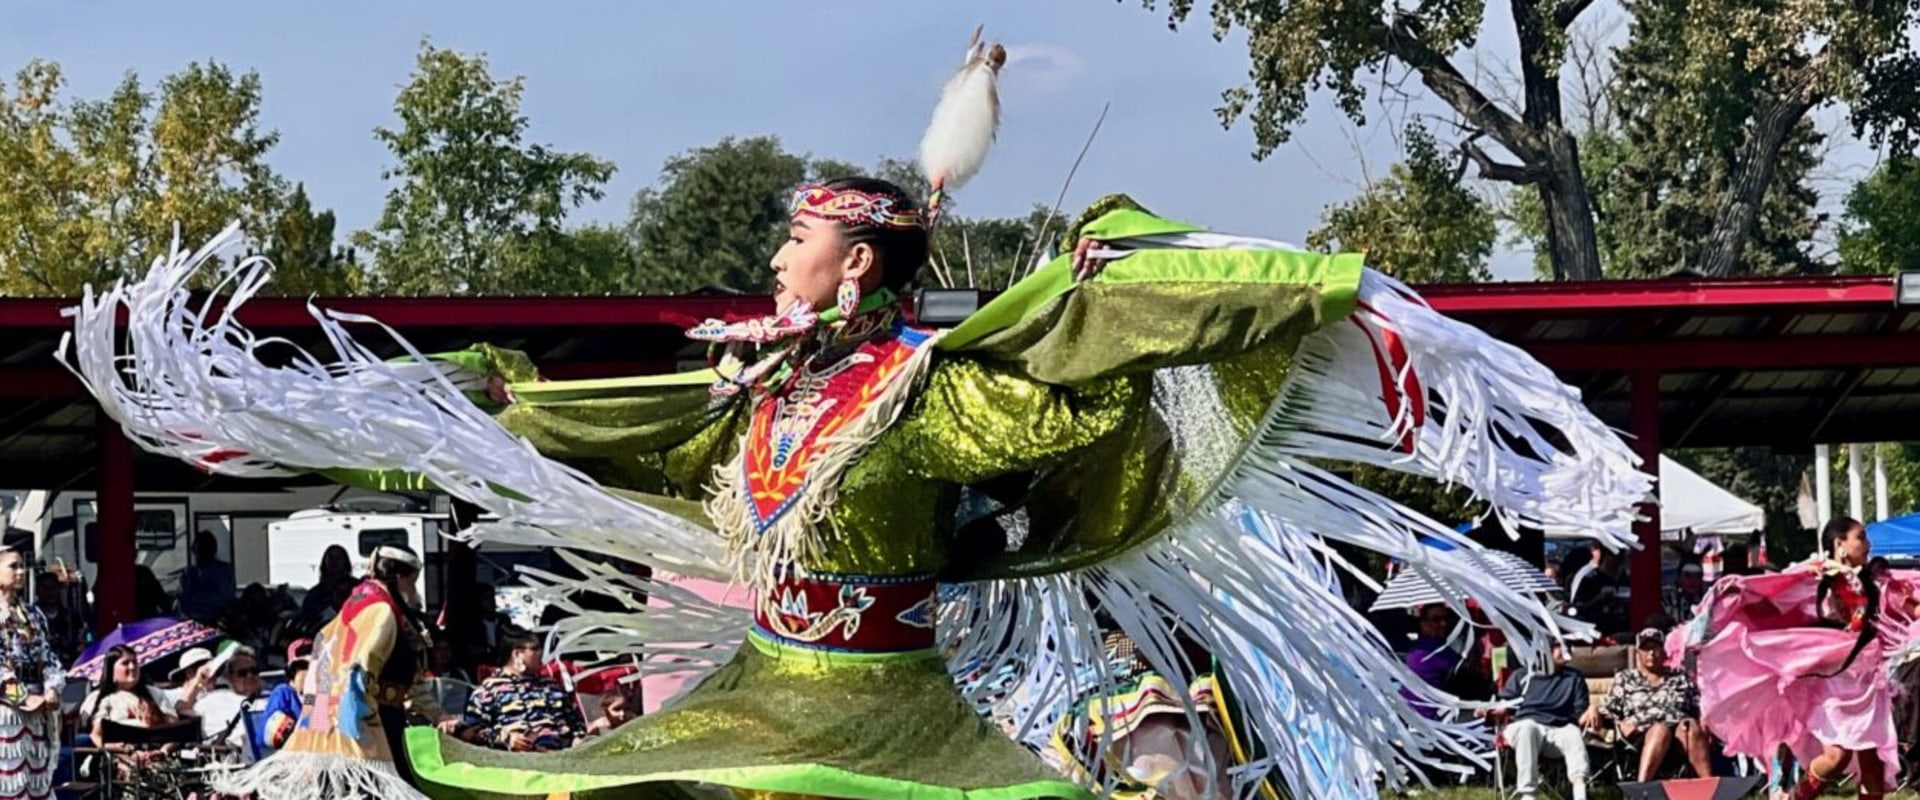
[[5, 273, 1913, 635]]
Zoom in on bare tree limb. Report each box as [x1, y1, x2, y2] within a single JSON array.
[[1375, 17, 1548, 163], [1462, 136, 1545, 183]]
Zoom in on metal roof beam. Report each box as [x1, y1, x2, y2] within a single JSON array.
[[1810, 369, 1871, 442], [1529, 336, 1920, 372]]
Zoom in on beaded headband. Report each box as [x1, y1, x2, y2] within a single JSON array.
[[789, 184, 927, 231]]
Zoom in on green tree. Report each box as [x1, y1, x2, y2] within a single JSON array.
[[255, 183, 366, 296], [1135, 0, 1919, 280], [1306, 125, 1497, 284], [1505, 131, 1631, 277], [354, 41, 615, 295], [496, 223, 639, 295], [0, 60, 290, 295], [1836, 157, 1920, 274], [626, 139, 1050, 293], [871, 157, 1050, 289], [627, 136, 812, 294], [1599, 0, 1826, 278], [1501, 7, 1826, 280]]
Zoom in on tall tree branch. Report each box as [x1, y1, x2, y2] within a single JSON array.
[[1375, 18, 1549, 164], [1462, 137, 1545, 184]]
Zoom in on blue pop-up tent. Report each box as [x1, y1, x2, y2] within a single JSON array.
[[1869, 514, 1920, 558]]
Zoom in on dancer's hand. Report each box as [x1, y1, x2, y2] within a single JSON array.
[[1072, 238, 1109, 282], [506, 731, 534, 752], [485, 374, 514, 405], [18, 694, 44, 713]]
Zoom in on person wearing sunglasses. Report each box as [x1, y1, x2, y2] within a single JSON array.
[[188, 647, 268, 765]]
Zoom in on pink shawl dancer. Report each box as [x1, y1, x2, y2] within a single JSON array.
[[1677, 561, 1920, 787]]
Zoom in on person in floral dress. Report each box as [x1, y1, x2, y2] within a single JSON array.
[[1583, 628, 1713, 781]]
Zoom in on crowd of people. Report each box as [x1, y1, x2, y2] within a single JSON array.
[[1389, 517, 1920, 800], [0, 533, 646, 799]]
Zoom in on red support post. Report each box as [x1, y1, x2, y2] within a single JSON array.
[[94, 410, 136, 636], [1628, 370, 1664, 631]]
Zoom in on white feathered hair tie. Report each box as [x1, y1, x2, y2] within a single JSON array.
[[919, 25, 1006, 226]]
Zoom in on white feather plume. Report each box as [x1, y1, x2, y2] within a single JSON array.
[[919, 29, 1004, 194]]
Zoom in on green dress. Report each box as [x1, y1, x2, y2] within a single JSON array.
[[396, 200, 1358, 800], [67, 196, 1651, 800]]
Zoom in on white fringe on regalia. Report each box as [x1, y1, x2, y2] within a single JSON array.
[[58, 219, 1647, 800]]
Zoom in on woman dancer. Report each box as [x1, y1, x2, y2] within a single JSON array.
[[63, 28, 1648, 800], [0, 548, 62, 800], [215, 546, 438, 797], [1685, 517, 1920, 800]]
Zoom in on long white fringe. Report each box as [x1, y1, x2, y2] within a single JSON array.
[[63, 224, 1647, 800], [58, 224, 729, 581], [948, 233, 1648, 799], [1271, 269, 1645, 546], [212, 751, 425, 800]]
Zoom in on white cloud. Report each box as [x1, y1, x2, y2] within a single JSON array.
[[999, 42, 1085, 95]]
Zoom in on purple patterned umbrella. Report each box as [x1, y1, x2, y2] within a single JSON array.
[[70, 616, 221, 682]]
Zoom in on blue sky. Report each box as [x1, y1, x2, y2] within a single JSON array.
[[4, 1, 1880, 282]]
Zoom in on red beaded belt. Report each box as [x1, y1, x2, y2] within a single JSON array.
[[753, 572, 938, 653]]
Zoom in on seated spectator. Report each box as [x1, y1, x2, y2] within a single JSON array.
[[186, 647, 267, 763], [427, 638, 475, 684], [134, 564, 173, 620], [1582, 628, 1713, 782], [80, 645, 179, 750], [438, 633, 584, 752], [295, 545, 357, 635], [1484, 643, 1589, 800], [1402, 605, 1463, 718], [162, 647, 218, 719], [258, 639, 311, 753], [1664, 562, 1706, 621]]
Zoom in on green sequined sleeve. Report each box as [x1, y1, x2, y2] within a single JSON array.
[[325, 349, 745, 511], [898, 357, 1146, 486], [918, 196, 1365, 579], [494, 376, 746, 499], [939, 195, 1361, 386], [899, 356, 1170, 579]]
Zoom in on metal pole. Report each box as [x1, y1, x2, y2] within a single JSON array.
[[1849, 443, 1866, 522], [1816, 444, 1833, 530], [1628, 370, 1663, 631], [1875, 446, 1891, 521]]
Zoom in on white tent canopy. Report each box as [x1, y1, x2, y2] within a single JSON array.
[[1656, 454, 1764, 539], [1544, 455, 1763, 540]]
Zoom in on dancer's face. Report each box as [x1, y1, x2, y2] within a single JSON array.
[[771, 217, 873, 314], [1835, 523, 1870, 567]]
